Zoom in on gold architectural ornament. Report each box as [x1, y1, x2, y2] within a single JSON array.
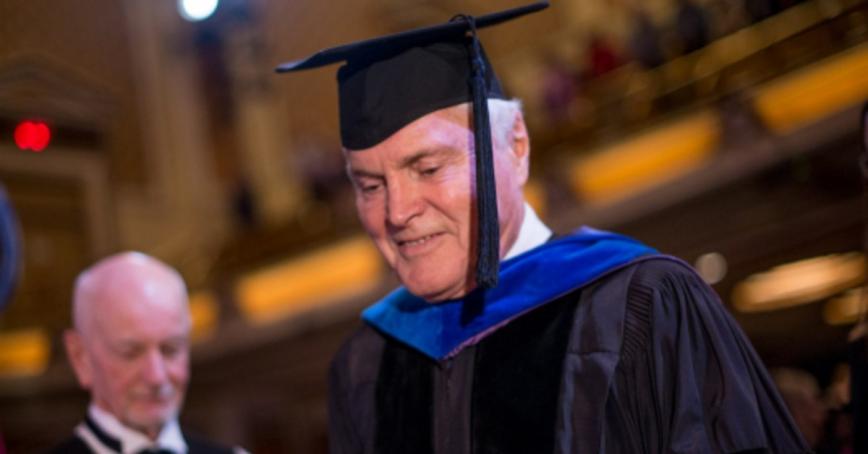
[[568, 110, 719, 205], [189, 290, 220, 342], [235, 235, 383, 325], [0, 328, 50, 377], [753, 42, 868, 133], [733, 252, 865, 313]]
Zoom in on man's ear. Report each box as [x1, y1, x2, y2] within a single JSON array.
[[64, 330, 92, 389], [510, 110, 530, 186]]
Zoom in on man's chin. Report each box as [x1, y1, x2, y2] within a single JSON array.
[[405, 279, 473, 303]]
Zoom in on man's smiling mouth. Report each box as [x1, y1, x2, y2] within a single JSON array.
[[397, 233, 443, 248]]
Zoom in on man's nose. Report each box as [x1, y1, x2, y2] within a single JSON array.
[[386, 180, 423, 227], [140, 349, 169, 383]]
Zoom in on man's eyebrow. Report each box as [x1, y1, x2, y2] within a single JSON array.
[[160, 334, 188, 343], [349, 147, 457, 179], [398, 147, 457, 168], [349, 167, 382, 179], [111, 339, 143, 352]]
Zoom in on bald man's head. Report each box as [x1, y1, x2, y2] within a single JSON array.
[[72, 252, 190, 338], [65, 252, 191, 440]]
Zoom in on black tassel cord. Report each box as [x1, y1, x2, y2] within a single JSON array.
[[461, 15, 500, 289]]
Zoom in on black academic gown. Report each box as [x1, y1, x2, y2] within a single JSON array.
[[328, 257, 810, 454]]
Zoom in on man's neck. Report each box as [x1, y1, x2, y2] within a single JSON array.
[[86, 403, 187, 454], [92, 402, 161, 440], [503, 203, 552, 261]]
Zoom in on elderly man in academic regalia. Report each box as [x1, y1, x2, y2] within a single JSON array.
[[277, 2, 810, 453]]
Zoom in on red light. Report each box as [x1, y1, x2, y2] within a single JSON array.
[[14, 120, 51, 152]]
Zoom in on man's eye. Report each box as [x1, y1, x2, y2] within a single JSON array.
[[161, 343, 184, 358], [361, 182, 382, 193], [118, 347, 142, 360], [420, 166, 439, 176]]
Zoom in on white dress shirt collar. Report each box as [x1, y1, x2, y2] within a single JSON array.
[[79, 404, 188, 454]]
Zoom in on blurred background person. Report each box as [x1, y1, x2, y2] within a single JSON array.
[[817, 363, 855, 454], [771, 367, 829, 450], [51, 252, 244, 453], [628, 7, 666, 69], [674, 0, 711, 54]]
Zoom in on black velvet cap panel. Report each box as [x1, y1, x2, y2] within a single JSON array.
[[336, 39, 504, 149]]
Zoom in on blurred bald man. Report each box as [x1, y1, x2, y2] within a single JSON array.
[[50, 252, 243, 454]]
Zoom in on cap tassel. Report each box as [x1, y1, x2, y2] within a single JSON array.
[[457, 14, 500, 289]]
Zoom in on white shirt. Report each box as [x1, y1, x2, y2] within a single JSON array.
[[503, 203, 552, 261], [75, 404, 188, 454]]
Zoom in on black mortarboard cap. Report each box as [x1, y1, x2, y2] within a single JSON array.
[[276, 2, 548, 290]]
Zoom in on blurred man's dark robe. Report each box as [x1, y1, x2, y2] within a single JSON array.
[[329, 231, 809, 454]]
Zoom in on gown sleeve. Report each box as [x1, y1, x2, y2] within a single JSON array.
[[607, 259, 810, 454], [329, 349, 360, 454], [328, 326, 383, 454]]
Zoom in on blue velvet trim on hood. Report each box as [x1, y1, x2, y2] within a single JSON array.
[[362, 227, 658, 360]]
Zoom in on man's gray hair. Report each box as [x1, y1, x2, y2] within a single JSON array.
[[487, 98, 524, 150]]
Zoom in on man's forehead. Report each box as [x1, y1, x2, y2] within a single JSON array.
[[106, 330, 189, 346], [86, 273, 186, 309], [88, 290, 191, 344], [91, 288, 188, 327]]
